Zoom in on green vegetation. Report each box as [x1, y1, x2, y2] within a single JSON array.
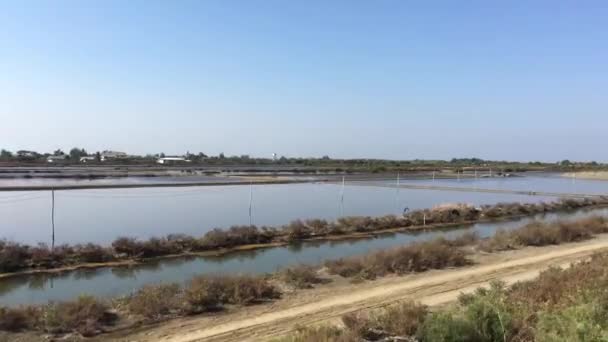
[[1, 198, 606, 274], [277, 251, 608, 341]]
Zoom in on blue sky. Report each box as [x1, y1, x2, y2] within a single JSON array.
[[1, 1, 606, 162]]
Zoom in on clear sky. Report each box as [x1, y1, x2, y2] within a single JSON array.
[[1, 1, 606, 162]]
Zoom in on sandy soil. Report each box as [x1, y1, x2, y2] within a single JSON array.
[[95, 234, 608, 342]]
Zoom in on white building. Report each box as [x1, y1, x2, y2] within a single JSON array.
[[101, 151, 127, 161], [80, 156, 96, 163], [157, 157, 191, 164], [47, 155, 67, 163]]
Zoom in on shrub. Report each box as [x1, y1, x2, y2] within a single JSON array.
[[74, 243, 113, 263], [374, 301, 428, 337], [112, 237, 141, 257], [0, 241, 30, 273], [285, 221, 312, 242], [275, 325, 355, 342], [418, 311, 479, 342], [280, 265, 323, 289], [326, 238, 470, 279], [43, 295, 112, 336], [139, 238, 179, 258], [128, 283, 182, 319], [184, 275, 278, 313], [0, 307, 30, 332]]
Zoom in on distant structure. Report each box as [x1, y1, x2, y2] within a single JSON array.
[[157, 157, 191, 165], [101, 150, 127, 162], [79, 156, 96, 163], [16, 150, 37, 158], [272, 153, 277, 161], [47, 155, 67, 163]]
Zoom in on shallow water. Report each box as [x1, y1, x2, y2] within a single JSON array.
[[1, 207, 607, 306], [0, 182, 553, 245]]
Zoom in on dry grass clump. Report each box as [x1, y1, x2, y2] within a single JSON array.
[[275, 325, 357, 342], [0, 307, 30, 332], [0, 241, 31, 272], [184, 274, 279, 313], [127, 283, 182, 319], [479, 216, 608, 252], [279, 265, 324, 289], [325, 238, 471, 279], [40, 295, 114, 336], [199, 226, 278, 249], [342, 301, 428, 339]]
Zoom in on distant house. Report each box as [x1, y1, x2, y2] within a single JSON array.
[[80, 156, 96, 163], [157, 157, 191, 165], [101, 151, 127, 162], [47, 155, 67, 163], [16, 150, 38, 159]]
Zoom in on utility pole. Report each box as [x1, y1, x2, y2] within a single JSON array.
[[51, 189, 55, 252]]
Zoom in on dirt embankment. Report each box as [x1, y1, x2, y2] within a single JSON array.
[[99, 234, 608, 342]]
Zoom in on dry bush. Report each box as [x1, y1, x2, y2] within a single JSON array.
[[184, 274, 279, 313], [199, 225, 275, 249], [478, 229, 517, 252], [0, 241, 30, 273], [374, 301, 428, 337], [442, 232, 480, 247], [509, 253, 608, 310], [326, 238, 470, 279], [324, 258, 365, 278], [111, 237, 141, 257], [285, 221, 312, 242], [166, 234, 200, 251], [0, 307, 30, 332], [276, 325, 356, 342], [73, 243, 113, 263], [128, 283, 182, 319], [280, 265, 323, 289], [43, 295, 113, 336], [139, 238, 181, 258], [302, 219, 331, 235]]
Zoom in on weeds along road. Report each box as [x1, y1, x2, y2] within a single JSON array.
[[108, 235, 608, 342]]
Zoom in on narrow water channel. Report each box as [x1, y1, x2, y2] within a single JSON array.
[[2, 207, 607, 306]]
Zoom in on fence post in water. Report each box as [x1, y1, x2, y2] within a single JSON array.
[[51, 189, 55, 252], [248, 182, 253, 226], [340, 176, 345, 218], [396, 172, 400, 214]]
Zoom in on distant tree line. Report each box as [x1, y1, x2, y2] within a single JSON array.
[[0, 148, 605, 171]]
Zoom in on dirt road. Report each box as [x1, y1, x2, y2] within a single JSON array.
[[107, 235, 608, 342]]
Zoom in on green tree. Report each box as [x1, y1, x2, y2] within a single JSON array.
[[69, 148, 87, 160], [0, 149, 12, 160]]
